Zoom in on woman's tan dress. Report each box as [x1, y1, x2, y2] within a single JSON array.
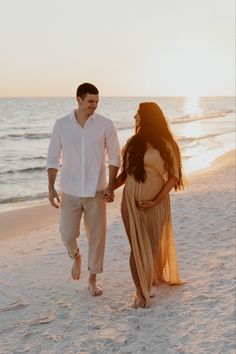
[[121, 145, 182, 307]]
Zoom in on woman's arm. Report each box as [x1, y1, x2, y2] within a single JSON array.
[[114, 172, 127, 190], [137, 176, 178, 209]]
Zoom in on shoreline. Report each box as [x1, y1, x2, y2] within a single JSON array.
[[0, 149, 234, 241], [0, 147, 234, 215], [0, 134, 234, 214], [188, 149, 235, 178]]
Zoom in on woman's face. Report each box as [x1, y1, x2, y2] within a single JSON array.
[[134, 112, 141, 130]]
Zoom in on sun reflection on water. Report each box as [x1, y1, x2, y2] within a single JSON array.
[[180, 97, 205, 140], [181, 96, 228, 174], [180, 121, 204, 139], [183, 96, 202, 115]]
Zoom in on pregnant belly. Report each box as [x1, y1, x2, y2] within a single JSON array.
[[126, 170, 165, 202]]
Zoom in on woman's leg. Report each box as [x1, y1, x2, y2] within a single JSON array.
[[121, 194, 146, 307]]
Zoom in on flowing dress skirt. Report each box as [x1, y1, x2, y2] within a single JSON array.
[[121, 168, 182, 307]]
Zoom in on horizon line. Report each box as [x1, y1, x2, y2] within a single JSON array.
[[0, 95, 235, 99]]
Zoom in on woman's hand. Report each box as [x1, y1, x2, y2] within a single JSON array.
[[136, 199, 157, 210], [136, 176, 178, 210]]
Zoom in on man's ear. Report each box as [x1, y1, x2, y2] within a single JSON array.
[[77, 96, 82, 105]]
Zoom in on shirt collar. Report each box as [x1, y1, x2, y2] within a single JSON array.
[[90, 113, 96, 120], [70, 110, 96, 122]]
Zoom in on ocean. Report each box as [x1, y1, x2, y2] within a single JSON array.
[[0, 96, 235, 211]]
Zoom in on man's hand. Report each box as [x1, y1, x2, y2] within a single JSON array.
[[103, 186, 115, 203], [48, 185, 60, 208]]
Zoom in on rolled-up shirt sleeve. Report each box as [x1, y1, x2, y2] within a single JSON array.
[[47, 121, 62, 170], [105, 121, 121, 167]]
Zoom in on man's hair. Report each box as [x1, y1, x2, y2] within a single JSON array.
[[76, 83, 99, 99]]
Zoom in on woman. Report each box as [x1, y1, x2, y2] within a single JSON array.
[[115, 102, 184, 308]]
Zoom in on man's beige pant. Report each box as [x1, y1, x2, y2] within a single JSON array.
[[59, 192, 106, 274]]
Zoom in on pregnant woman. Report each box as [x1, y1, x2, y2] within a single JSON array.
[[115, 102, 184, 308]]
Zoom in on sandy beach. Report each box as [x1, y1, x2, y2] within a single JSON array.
[[0, 150, 235, 354]]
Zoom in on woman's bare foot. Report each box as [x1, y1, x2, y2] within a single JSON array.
[[71, 254, 81, 280], [133, 293, 148, 308], [150, 287, 156, 298], [88, 273, 103, 296]]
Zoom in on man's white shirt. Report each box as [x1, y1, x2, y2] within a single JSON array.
[[47, 111, 120, 197]]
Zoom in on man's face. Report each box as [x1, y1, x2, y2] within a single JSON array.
[[77, 94, 99, 116]]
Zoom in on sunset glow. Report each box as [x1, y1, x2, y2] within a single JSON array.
[[0, 0, 234, 97]]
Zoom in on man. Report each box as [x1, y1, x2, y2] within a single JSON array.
[[47, 83, 120, 296]]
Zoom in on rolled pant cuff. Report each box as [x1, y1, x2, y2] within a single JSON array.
[[88, 267, 103, 274], [68, 248, 80, 259]]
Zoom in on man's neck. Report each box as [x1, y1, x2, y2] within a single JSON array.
[[75, 109, 90, 128]]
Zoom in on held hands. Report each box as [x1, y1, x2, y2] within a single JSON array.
[[48, 185, 60, 208], [103, 185, 115, 203]]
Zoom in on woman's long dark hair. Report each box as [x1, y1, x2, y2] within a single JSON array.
[[122, 102, 184, 191]]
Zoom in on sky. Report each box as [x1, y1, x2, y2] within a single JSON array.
[[0, 0, 235, 97]]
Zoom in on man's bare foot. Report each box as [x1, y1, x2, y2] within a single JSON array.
[[132, 293, 148, 309], [88, 282, 103, 296], [71, 254, 81, 280], [88, 273, 103, 296]]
